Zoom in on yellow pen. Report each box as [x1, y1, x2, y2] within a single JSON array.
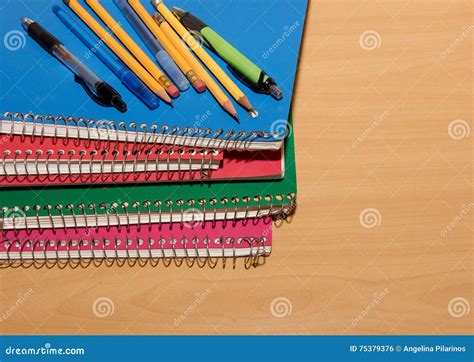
[[63, 0, 172, 105], [126, 0, 206, 94], [85, 0, 179, 99], [152, 13, 238, 121], [152, 0, 257, 118]]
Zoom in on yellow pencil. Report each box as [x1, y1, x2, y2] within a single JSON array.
[[64, 0, 171, 104], [153, 14, 238, 120], [84, 0, 179, 100], [126, 0, 206, 94], [152, 0, 257, 117]]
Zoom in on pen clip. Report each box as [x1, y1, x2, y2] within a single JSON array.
[[74, 74, 112, 108]]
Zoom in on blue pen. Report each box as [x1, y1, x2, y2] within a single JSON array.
[[52, 5, 160, 110], [113, 0, 190, 92]]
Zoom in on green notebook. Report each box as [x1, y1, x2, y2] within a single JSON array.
[[1, 117, 296, 230]]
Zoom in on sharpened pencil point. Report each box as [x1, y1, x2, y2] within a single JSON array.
[[222, 100, 238, 120], [248, 109, 259, 118], [237, 96, 255, 114]]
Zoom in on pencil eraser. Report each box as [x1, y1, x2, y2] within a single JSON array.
[[168, 85, 180, 99], [193, 80, 207, 93]]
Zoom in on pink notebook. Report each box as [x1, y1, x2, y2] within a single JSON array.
[[0, 219, 272, 260]]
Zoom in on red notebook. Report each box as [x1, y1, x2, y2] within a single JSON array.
[[0, 136, 283, 186]]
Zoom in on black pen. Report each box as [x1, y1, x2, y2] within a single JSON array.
[[21, 17, 127, 113]]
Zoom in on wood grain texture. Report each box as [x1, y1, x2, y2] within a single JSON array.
[[0, 0, 472, 335]]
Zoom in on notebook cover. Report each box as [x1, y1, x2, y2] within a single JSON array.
[[0, 148, 282, 186], [0, 115, 296, 221], [0, 0, 307, 147], [1, 218, 272, 253]]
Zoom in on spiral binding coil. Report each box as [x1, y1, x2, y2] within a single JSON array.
[[1, 112, 277, 151], [0, 148, 219, 179], [0, 194, 296, 233], [0, 235, 269, 269]]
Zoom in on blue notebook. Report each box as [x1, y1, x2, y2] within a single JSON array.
[[0, 0, 307, 150]]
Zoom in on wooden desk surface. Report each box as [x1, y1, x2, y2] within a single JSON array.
[[1, 0, 472, 335]]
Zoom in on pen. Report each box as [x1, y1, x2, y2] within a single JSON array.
[[172, 7, 283, 100], [126, 0, 206, 94], [152, 0, 258, 118], [85, 0, 179, 99], [64, 0, 172, 106], [113, 0, 189, 92], [53, 5, 160, 110], [152, 13, 238, 121], [21, 17, 127, 113]]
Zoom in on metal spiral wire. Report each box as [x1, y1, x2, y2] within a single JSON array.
[[0, 235, 269, 269], [0, 194, 296, 233], [1, 112, 273, 151]]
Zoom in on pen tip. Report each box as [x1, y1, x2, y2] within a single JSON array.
[[21, 17, 33, 29], [112, 97, 127, 113], [269, 85, 283, 100]]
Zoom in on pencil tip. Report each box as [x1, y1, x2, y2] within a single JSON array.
[[222, 100, 238, 120], [249, 109, 259, 118]]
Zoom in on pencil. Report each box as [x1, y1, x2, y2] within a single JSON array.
[[85, 0, 179, 99], [152, 0, 257, 117], [64, 0, 171, 105], [152, 14, 238, 120], [126, 0, 206, 94]]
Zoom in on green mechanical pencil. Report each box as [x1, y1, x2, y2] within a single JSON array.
[[172, 7, 283, 100]]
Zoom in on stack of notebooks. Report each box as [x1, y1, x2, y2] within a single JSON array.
[[0, 0, 307, 267]]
